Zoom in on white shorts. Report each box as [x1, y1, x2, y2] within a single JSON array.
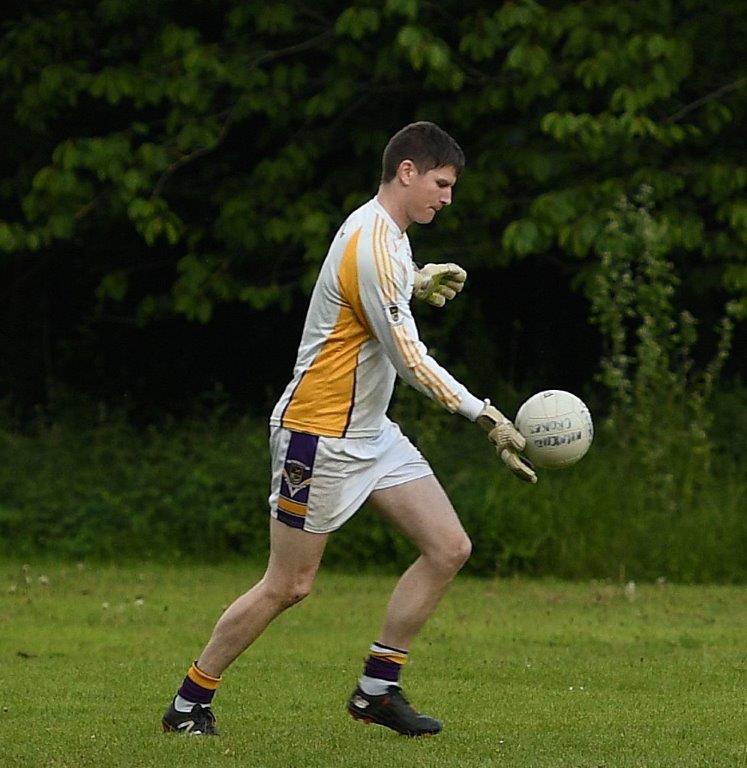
[[268, 419, 433, 533]]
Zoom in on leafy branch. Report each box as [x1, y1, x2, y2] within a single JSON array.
[[666, 76, 747, 122]]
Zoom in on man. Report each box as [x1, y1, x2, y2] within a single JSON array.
[[162, 121, 536, 738]]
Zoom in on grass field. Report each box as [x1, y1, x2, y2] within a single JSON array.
[[2, 560, 745, 768]]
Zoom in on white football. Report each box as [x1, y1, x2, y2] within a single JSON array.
[[515, 390, 593, 469]]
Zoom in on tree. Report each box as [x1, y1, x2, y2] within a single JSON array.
[[0, 0, 744, 406]]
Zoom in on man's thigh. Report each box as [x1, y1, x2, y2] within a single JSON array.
[[265, 518, 328, 585], [367, 475, 468, 557]]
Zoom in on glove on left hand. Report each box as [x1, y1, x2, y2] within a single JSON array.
[[476, 403, 526, 453], [476, 401, 538, 484], [413, 263, 467, 307]]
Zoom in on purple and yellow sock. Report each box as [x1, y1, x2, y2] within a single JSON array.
[[177, 662, 222, 708], [359, 642, 408, 695]]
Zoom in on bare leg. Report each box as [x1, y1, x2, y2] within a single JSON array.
[[196, 519, 328, 677], [368, 475, 471, 650]]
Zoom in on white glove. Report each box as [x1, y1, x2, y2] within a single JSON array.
[[413, 263, 467, 307], [476, 401, 538, 484]]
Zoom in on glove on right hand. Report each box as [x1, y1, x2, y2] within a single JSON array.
[[412, 263, 467, 307]]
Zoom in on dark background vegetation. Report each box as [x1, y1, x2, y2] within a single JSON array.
[[1, 1, 745, 580]]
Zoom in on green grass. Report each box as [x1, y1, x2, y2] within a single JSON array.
[[2, 560, 745, 767]]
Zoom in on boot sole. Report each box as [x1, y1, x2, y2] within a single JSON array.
[[348, 707, 440, 737]]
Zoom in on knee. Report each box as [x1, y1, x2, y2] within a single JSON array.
[[433, 533, 472, 576], [264, 575, 314, 609], [453, 534, 473, 571]]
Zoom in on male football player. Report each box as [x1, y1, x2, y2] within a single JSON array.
[[162, 121, 536, 737]]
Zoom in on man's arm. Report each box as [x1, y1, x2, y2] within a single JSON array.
[[356, 224, 537, 483], [356, 229, 482, 419]]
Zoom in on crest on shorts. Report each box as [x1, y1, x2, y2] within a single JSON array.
[[282, 459, 312, 498]]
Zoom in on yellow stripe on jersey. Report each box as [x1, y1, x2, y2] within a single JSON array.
[[341, 229, 373, 336], [373, 216, 398, 304], [372, 219, 461, 412], [281, 228, 370, 438], [393, 325, 460, 410]]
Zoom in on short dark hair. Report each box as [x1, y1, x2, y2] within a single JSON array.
[[381, 121, 465, 183]]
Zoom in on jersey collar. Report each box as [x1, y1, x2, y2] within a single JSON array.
[[372, 196, 405, 238]]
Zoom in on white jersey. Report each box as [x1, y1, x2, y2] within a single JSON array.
[[270, 197, 484, 438]]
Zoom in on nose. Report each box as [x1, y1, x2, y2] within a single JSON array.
[[441, 187, 452, 206]]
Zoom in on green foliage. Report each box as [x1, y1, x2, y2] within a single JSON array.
[[1, 390, 744, 582], [391, 387, 745, 584], [0, 404, 271, 560], [587, 189, 736, 518], [0, 0, 745, 329], [0, 3, 744, 577]]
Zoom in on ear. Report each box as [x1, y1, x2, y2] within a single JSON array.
[[396, 159, 417, 186]]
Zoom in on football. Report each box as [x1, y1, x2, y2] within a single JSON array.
[[514, 390, 593, 469]]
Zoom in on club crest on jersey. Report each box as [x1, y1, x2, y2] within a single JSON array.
[[282, 459, 312, 498], [385, 303, 404, 326]]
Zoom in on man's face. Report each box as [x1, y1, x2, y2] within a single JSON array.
[[401, 163, 457, 225]]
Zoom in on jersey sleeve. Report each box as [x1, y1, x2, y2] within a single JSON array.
[[356, 218, 484, 421]]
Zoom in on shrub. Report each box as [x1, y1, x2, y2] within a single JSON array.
[[0, 377, 744, 582]]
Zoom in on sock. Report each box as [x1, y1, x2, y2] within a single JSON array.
[[174, 662, 222, 712], [358, 642, 408, 696]]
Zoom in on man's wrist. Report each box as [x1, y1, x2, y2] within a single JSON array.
[[460, 393, 486, 421]]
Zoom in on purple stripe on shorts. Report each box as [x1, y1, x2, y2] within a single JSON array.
[[276, 509, 305, 529], [279, 432, 319, 506]]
